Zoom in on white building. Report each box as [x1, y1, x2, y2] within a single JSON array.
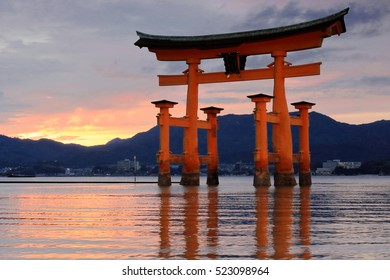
[[322, 159, 340, 170], [338, 161, 361, 169], [315, 159, 361, 175]]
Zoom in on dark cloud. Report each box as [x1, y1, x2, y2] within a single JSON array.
[[234, 2, 342, 31], [234, 0, 390, 37], [0, 52, 68, 86], [310, 75, 390, 97], [346, 0, 390, 37], [359, 76, 390, 89]]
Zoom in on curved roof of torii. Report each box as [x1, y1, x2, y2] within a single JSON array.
[[135, 8, 349, 51]]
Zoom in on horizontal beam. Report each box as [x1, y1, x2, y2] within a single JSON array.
[[290, 116, 303, 126], [293, 153, 301, 163], [268, 153, 301, 163], [285, 62, 321, 78], [170, 154, 184, 164], [199, 155, 210, 164], [168, 113, 302, 127], [159, 62, 321, 86], [267, 113, 279, 124], [268, 153, 279, 163], [168, 154, 210, 164], [197, 120, 211, 129], [198, 67, 273, 84], [172, 152, 299, 164], [163, 117, 212, 129], [169, 117, 188, 127], [265, 115, 302, 126], [158, 74, 187, 86]]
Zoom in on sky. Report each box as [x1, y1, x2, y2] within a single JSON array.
[[0, 0, 389, 146]]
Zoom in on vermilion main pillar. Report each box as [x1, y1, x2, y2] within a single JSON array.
[[181, 58, 201, 186], [271, 51, 296, 186]]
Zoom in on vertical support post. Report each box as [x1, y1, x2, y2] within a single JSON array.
[[201, 106, 224, 186], [292, 101, 315, 186], [271, 51, 296, 186], [181, 58, 201, 186], [247, 94, 273, 187], [152, 100, 178, 186]]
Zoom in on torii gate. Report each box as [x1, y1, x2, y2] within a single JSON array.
[[135, 8, 348, 187]]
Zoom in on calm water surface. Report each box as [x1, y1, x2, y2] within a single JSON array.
[[0, 176, 389, 259]]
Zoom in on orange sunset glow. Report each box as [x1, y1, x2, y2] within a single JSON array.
[[5, 102, 160, 146]]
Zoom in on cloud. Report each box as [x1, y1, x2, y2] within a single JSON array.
[[234, 1, 340, 31], [346, 0, 390, 37], [199, 97, 246, 105], [233, 0, 390, 37], [359, 76, 390, 89]]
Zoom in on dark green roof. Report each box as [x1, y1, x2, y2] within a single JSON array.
[[151, 99, 178, 105], [291, 101, 316, 106], [247, 93, 274, 99], [135, 8, 348, 50], [200, 106, 224, 111]]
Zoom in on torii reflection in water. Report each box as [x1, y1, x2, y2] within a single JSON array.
[[158, 185, 311, 259]]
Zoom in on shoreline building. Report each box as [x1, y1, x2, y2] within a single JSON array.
[[315, 159, 362, 175], [117, 158, 140, 172]]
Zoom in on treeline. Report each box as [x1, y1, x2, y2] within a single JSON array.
[[3, 160, 66, 176]]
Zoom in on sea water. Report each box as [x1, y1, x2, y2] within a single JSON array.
[[0, 175, 389, 259]]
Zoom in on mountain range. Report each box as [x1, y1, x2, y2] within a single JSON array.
[[0, 112, 389, 168]]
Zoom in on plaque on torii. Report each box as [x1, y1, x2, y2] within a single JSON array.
[[135, 8, 348, 187]]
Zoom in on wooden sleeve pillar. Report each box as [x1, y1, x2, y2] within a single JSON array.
[[271, 51, 297, 187], [152, 100, 178, 187], [201, 106, 224, 186], [181, 58, 201, 186], [292, 101, 315, 186], [247, 94, 273, 187]]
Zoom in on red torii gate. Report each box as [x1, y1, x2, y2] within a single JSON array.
[[135, 8, 348, 187]]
